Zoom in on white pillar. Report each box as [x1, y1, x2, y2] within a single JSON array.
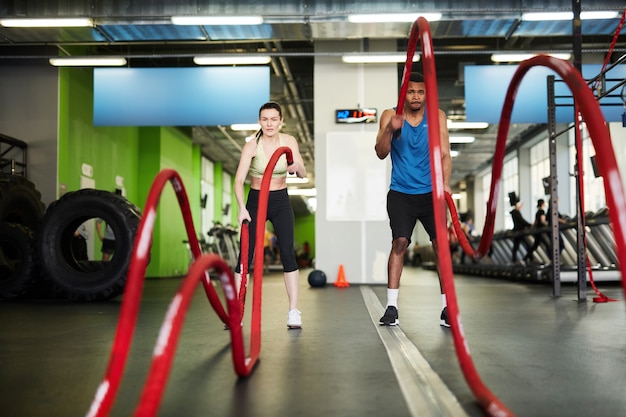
[[314, 39, 402, 284]]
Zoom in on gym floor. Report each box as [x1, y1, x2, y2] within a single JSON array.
[[2, 266, 625, 417]]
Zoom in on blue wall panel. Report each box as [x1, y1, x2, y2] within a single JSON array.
[[94, 66, 269, 126], [465, 64, 626, 124]]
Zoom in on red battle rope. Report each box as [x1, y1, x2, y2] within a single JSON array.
[[241, 146, 294, 375], [398, 16, 626, 417], [592, 8, 625, 93], [397, 17, 514, 417], [85, 169, 231, 417], [133, 253, 241, 417], [494, 56, 626, 292], [86, 147, 293, 417], [239, 219, 250, 317]]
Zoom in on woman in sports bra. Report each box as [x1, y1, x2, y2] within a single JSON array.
[[234, 101, 307, 329]]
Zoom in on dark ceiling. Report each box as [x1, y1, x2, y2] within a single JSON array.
[[0, 0, 624, 192]]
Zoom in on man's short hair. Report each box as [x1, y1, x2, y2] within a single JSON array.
[[409, 72, 424, 83]]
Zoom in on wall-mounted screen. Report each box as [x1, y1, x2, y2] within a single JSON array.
[[335, 108, 377, 124]]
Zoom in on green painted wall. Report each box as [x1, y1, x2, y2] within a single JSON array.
[[57, 66, 313, 277], [213, 162, 223, 224], [58, 67, 140, 200], [230, 178, 237, 226], [294, 213, 316, 260], [58, 67, 202, 278], [137, 126, 200, 277]]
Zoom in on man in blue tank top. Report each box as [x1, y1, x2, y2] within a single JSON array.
[[375, 72, 452, 327]]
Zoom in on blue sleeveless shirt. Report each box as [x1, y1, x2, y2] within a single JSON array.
[[389, 111, 432, 194]]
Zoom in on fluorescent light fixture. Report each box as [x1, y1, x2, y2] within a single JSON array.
[[348, 13, 442, 23], [490, 52, 571, 63], [286, 176, 310, 184], [172, 16, 263, 25], [521, 11, 619, 21], [288, 188, 317, 197], [449, 136, 475, 144], [49, 57, 127, 67], [342, 53, 420, 64], [450, 150, 459, 158], [231, 123, 261, 131], [447, 120, 489, 130], [521, 12, 574, 21], [193, 56, 271, 65], [580, 11, 620, 19], [0, 18, 93, 27]]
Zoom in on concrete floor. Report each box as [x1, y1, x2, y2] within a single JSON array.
[[1, 266, 625, 417]]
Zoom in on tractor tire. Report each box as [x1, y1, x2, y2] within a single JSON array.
[[0, 174, 46, 231], [0, 222, 38, 299], [38, 189, 141, 301]]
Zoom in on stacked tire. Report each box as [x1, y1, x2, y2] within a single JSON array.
[[0, 174, 46, 299], [0, 175, 142, 301]]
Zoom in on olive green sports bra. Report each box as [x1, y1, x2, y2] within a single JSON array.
[[249, 134, 288, 179]]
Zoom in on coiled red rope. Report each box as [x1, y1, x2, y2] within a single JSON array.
[[86, 145, 293, 417], [398, 16, 626, 417]]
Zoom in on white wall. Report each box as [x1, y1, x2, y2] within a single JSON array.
[[314, 39, 400, 284], [609, 122, 626, 187]]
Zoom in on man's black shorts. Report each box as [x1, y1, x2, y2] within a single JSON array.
[[387, 190, 436, 243]]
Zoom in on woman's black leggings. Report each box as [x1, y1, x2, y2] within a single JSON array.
[[236, 188, 298, 273]]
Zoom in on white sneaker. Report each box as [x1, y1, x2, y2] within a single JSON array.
[[287, 309, 302, 329]]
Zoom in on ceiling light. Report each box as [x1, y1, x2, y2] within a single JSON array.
[[490, 53, 571, 63], [172, 16, 263, 25], [286, 176, 310, 184], [521, 11, 619, 21], [450, 150, 459, 158], [49, 57, 127, 67], [347, 13, 442, 23], [288, 188, 317, 197], [0, 18, 93, 27], [342, 53, 420, 64], [447, 120, 489, 129], [449, 136, 475, 144], [193, 56, 271, 65], [231, 123, 261, 131], [580, 11, 620, 19], [521, 12, 574, 21]]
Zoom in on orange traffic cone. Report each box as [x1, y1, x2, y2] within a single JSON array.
[[334, 264, 350, 288]]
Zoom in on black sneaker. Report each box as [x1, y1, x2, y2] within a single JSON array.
[[440, 307, 451, 328], [379, 306, 399, 326]]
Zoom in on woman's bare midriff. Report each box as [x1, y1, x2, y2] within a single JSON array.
[[250, 176, 287, 191]]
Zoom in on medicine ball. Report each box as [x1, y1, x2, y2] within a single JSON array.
[[307, 269, 327, 288]]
